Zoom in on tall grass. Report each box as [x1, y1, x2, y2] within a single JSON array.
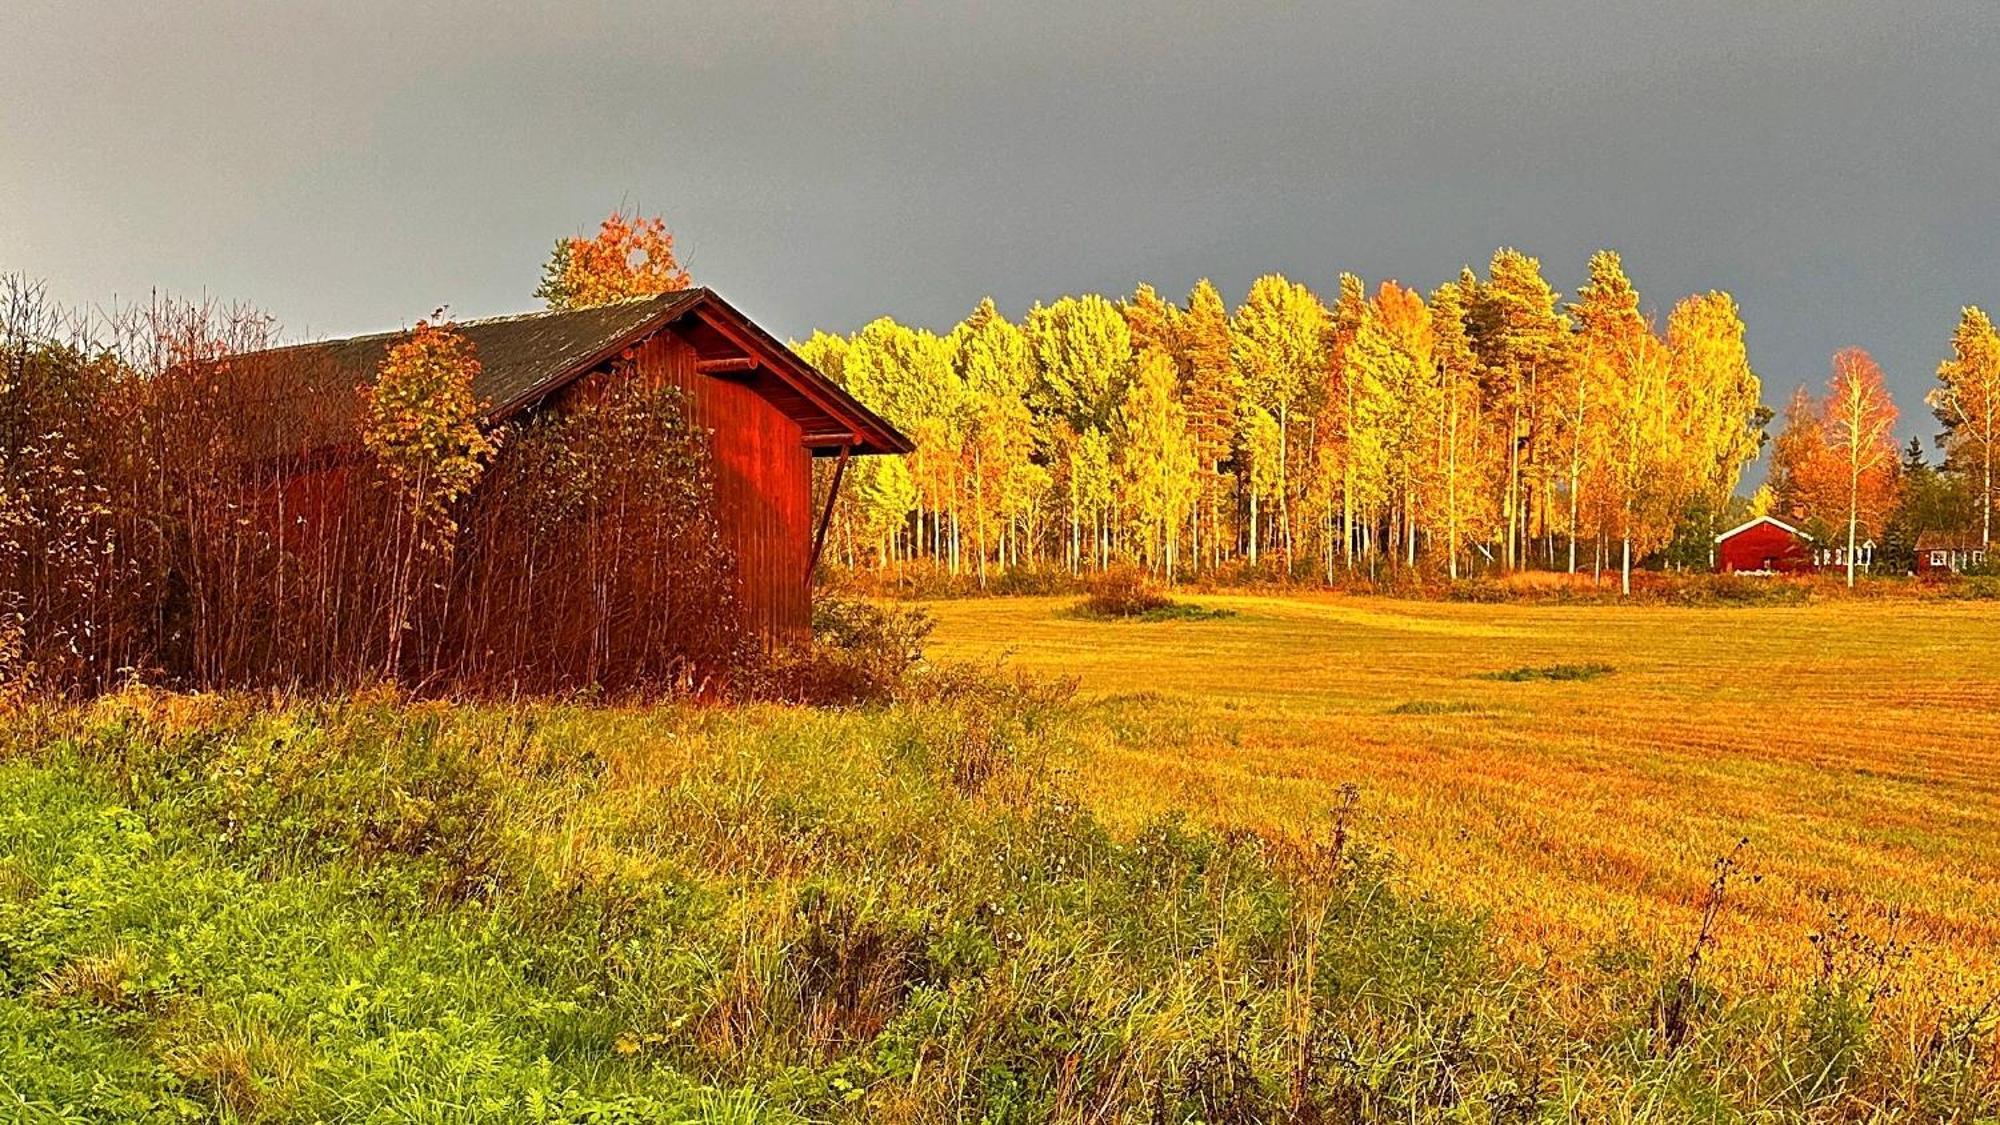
[[0, 687, 1991, 1121], [1, 276, 745, 698]]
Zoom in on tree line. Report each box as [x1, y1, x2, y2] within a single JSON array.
[[798, 249, 1776, 593]]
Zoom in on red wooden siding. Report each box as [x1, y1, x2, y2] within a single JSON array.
[[1715, 519, 1813, 573], [625, 332, 812, 644]]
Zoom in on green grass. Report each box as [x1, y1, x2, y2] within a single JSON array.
[[0, 664, 1995, 1119], [0, 691, 1533, 1122], [1064, 600, 1236, 623], [1386, 699, 1488, 715], [1477, 661, 1617, 682]]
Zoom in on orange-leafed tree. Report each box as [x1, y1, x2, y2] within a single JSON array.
[[1180, 280, 1239, 569], [1822, 348, 1900, 587], [362, 315, 495, 674], [1929, 306, 2000, 546], [1428, 280, 1492, 578], [536, 210, 692, 310], [1769, 385, 1838, 528]]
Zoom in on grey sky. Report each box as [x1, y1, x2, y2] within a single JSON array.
[[5, 2, 1997, 464]]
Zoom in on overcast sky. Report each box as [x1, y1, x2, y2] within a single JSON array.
[[5, 2, 1997, 461]]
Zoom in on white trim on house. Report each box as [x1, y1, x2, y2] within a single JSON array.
[[1714, 515, 1812, 544]]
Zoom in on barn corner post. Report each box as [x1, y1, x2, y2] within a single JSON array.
[[807, 439, 853, 594]]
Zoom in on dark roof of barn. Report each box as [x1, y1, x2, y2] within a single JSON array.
[[231, 289, 910, 457], [1915, 532, 1989, 551]]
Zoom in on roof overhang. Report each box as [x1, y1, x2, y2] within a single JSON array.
[[492, 290, 911, 457]]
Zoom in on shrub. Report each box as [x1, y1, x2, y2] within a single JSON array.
[[1077, 568, 1175, 618], [743, 595, 934, 705]]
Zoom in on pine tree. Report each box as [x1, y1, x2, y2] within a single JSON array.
[[1429, 281, 1487, 578], [1929, 306, 2000, 546], [1470, 250, 1570, 569], [1181, 280, 1239, 567]]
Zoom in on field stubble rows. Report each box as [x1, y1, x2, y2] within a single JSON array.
[[922, 594, 2000, 1005]]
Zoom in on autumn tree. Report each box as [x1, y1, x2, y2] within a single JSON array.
[[952, 299, 1036, 585], [1233, 275, 1329, 562], [1428, 281, 1491, 578], [1121, 283, 1183, 368], [1181, 280, 1239, 568], [1239, 406, 1282, 567], [1069, 427, 1115, 570], [1468, 250, 1570, 569], [361, 315, 495, 674], [1027, 295, 1131, 437], [1822, 348, 1901, 587], [1667, 291, 1766, 543], [1564, 250, 1642, 573], [1769, 386, 1837, 531], [536, 210, 691, 311], [782, 248, 1779, 583], [1027, 296, 1130, 565], [1598, 316, 1675, 595], [1319, 273, 1367, 569], [1119, 351, 1197, 575], [1929, 306, 2000, 546], [1345, 283, 1431, 566], [845, 318, 959, 566]]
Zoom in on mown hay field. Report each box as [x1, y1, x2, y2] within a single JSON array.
[[923, 594, 2000, 1006]]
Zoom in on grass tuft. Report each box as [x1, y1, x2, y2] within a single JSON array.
[[1478, 661, 1616, 682], [1387, 699, 1486, 715]]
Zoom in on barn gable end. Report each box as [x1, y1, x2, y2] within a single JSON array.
[[1713, 516, 1814, 574]]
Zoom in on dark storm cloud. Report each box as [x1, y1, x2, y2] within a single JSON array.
[[5, 1, 1997, 460]]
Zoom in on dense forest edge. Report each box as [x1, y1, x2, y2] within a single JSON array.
[[797, 247, 1999, 595]]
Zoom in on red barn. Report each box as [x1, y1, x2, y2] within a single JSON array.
[[237, 289, 909, 646], [1713, 515, 1814, 574]]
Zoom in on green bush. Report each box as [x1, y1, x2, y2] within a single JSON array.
[[742, 595, 934, 705]]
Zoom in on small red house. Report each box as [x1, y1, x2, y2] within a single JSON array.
[[1915, 533, 1990, 577], [1714, 516, 1814, 574]]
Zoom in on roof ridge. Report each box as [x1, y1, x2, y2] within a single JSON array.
[[242, 290, 702, 358]]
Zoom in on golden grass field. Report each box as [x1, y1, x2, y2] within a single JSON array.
[[923, 593, 2000, 1007]]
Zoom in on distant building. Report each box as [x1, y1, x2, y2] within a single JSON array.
[[1713, 516, 1815, 574], [1914, 533, 1989, 577], [1810, 541, 1874, 572]]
